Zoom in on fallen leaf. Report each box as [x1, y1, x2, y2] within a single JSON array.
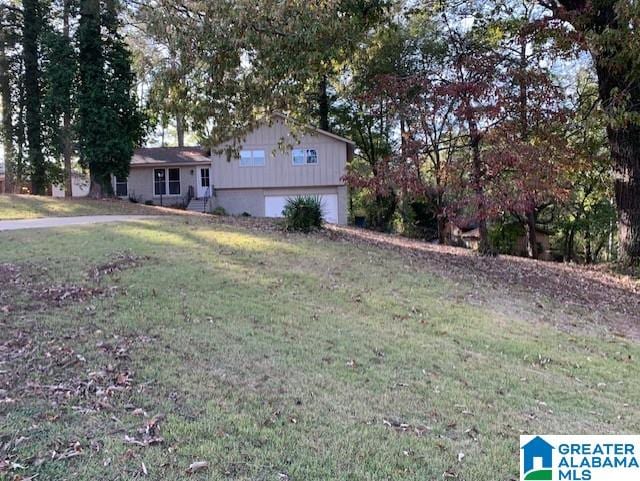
[[186, 461, 209, 474]]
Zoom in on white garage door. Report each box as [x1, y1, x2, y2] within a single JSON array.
[[264, 194, 339, 224]]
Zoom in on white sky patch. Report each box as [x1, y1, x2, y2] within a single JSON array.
[[458, 16, 475, 32]]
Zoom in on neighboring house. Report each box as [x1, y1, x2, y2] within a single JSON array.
[[52, 171, 90, 197], [112, 114, 354, 224], [444, 220, 552, 260]]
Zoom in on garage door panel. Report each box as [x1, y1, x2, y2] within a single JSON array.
[[264, 194, 338, 224]]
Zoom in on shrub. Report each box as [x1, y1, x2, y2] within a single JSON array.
[[212, 206, 227, 216], [283, 195, 324, 232], [144, 200, 154, 206]]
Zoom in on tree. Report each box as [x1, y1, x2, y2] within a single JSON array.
[[540, 0, 640, 264], [0, 2, 20, 193], [132, 0, 389, 147], [41, 0, 76, 194], [556, 73, 616, 262], [76, 0, 144, 195], [23, 0, 47, 194]]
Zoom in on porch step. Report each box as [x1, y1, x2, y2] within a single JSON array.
[[187, 198, 208, 213]]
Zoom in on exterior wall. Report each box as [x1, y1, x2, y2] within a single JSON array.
[[119, 165, 200, 206], [52, 174, 90, 198], [214, 189, 264, 216], [213, 186, 348, 224], [210, 117, 349, 190]]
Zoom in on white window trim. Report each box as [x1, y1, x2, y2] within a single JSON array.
[[152, 167, 182, 196], [239, 149, 266, 167], [292, 148, 318, 166]]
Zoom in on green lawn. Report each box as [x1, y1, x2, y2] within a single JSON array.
[[0, 194, 173, 219], [1, 202, 638, 480]]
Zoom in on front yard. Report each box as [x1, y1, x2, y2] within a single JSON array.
[[0, 194, 173, 220], [1, 198, 639, 480]]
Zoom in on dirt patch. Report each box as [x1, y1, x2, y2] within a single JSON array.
[[326, 225, 640, 341]]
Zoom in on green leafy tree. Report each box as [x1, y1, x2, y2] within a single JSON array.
[[77, 0, 144, 195], [23, 0, 47, 194], [41, 1, 76, 190]]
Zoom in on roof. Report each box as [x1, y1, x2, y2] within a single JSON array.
[[272, 112, 356, 145], [131, 147, 210, 166]]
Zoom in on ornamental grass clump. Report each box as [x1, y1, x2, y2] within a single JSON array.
[[282, 195, 324, 232]]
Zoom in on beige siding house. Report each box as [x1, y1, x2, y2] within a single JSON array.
[[113, 147, 211, 207], [113, 114, 354, 224]]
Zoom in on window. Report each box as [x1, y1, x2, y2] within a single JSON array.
[[153, 169, 166, 195], [239, 150, 266, 167], [200, 168, 210, 187], [153, 168, 180, 195], [168, 168, 180, 195], [115, 176, 128, 197], [292, 149, 318, 165]]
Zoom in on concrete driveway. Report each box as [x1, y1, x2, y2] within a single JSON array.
[[0, 215, 158, 231]]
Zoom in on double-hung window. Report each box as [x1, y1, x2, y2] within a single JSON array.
[[239, 150, 266, 167], [292, 149, 318, 165], [115, 176, 128, 197], [153, 168, 180, 195], [168, 168, 180, 194], [153, 169, 166, 195]]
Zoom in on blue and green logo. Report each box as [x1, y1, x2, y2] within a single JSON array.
[[521, 436, 554, 480]]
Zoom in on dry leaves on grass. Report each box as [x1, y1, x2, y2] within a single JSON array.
[[90, 252, 153, 283], [325, 226, 640, 340], [382, 418, 431, 437], [124, 413, 166, 447], [0, 262, 117, 314]]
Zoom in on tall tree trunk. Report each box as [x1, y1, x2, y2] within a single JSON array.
[[526, 211, 538, 259], [23, 0, 46, 195], [585, 221, 592, 264], [594, 60, 640, 264], [0, 10, 15, 193], [176, 112, 184, 147], [63, 0, 73, 197], [318, 75, 330, 132], [555, 0, 640, 264], [88, 171, 104, 198], [467, 116, 491, 254], [517, 36, 540, 259]]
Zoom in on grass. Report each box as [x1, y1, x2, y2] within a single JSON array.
[[0, 194, 169, 220], [1, 199, 638, 480]]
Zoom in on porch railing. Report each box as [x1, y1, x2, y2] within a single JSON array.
[[202, 186, 210, 213]]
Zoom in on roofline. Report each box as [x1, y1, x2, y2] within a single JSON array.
[[130, 161, 210, 168], [271, 112, 356, 145]]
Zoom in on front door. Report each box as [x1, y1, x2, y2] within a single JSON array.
[[197, 167, 210, 198]]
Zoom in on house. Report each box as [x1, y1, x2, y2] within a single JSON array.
[[52, 171, 90, 197], [112, 114, 354, 224], [114, 146, 211, 208], [521, 436, 554, 475], [444, 220, 552, 260]]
